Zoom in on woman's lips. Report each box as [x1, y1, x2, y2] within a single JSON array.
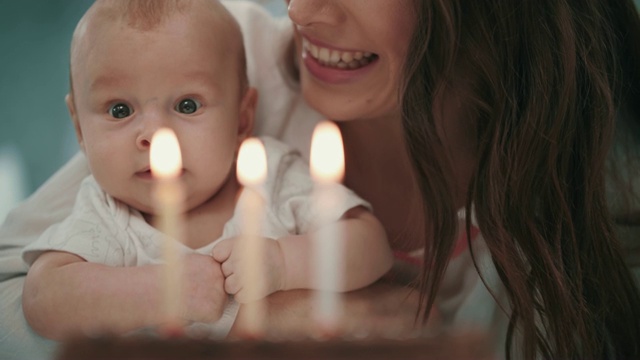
[[301, 37, 379, 84]]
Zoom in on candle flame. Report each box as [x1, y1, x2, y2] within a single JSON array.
[[237, 137, 267, 186], [150, 128, 182, 179], [310, 121, 345, 182]]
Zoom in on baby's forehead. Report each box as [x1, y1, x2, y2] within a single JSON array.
[[69, 0, 246, 92]]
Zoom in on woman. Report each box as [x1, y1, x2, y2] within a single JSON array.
[[261, 0, 640, 358]]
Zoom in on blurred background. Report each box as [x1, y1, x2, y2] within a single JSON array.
[[0, 0, 286, 222], [1, 0, 639, 223]]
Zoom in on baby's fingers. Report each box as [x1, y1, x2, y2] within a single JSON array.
[[211, 239, 233, 263], [221, 260, 235, 278], [224, 273, 242, 295]]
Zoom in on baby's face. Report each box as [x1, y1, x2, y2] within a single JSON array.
[[69, 9, 253, 214]]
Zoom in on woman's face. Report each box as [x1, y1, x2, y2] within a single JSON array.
[[286, 0, 416, 122]]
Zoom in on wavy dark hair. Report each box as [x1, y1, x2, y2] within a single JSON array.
[[401, 0, 640, 358]]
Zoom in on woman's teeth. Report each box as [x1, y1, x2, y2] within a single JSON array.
[[303, 39, 376, 69]]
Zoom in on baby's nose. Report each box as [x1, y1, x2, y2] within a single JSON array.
[[136, 112, 171, 150]]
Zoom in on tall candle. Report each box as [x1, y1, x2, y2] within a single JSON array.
[[309, 120, 345, 334], [235, 137, 267, 337], [150, 128, 185, 334]]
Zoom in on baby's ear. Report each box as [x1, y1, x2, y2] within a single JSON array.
[[237, 87, 257, 142], [65, 93, 85, 152]]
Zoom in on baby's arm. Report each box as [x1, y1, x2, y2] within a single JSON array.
[[22, 251, 227, 340], [281, 206, 393, 292], [213, 206, 392, 302]]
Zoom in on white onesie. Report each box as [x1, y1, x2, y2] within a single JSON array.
[[22, 137, 370, 338]]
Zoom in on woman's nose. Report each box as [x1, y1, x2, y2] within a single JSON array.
[[287, 0, 343, 27]]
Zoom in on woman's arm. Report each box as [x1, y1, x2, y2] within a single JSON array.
[[0, 153, 89, 280], [229, 278, 435, 339], [22, 251, 228, 340]]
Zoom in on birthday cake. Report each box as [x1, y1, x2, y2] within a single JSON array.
[[55, 332, 494, 359]]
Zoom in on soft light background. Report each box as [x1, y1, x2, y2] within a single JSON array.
[[0, 0, 286, 222], [1, 0, 639, 223]]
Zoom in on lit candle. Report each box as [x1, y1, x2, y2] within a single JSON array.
[[309, 120, 346, 334], [235, 137, 268, 337], [150, 128, 185, 334]]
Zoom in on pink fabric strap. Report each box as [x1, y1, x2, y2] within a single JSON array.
[[393, 225, 480, 265]]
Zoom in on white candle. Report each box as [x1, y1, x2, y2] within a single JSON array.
[[236, 137, 268, 337], [150, 128, 185, 334], [309, 120, 345, 334]]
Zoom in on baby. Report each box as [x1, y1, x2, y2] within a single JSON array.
[[21, 0, 392, 340]]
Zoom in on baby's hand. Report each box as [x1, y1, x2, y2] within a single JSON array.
[[211, 237, 286, 303], [181, 253, 228, 323]]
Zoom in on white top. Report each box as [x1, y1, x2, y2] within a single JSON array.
[[22, 136, 370, 338], [230, 1, 325, 160]]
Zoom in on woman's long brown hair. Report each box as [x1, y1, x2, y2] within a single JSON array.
[[401, 0, 640, 358]]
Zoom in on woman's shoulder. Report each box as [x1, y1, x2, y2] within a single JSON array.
[[222, 1, 276, 26]]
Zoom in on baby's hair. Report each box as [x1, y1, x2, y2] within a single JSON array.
[[69, 0, 249, 98], [114, 0, 188, 32]]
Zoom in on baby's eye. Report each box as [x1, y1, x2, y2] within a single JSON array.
[[175, 98, 201, 114], [109, 103, 132, 119]]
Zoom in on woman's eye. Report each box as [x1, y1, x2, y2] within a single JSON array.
[[109, 103, 132, 119], [176, 98, 201, 114]]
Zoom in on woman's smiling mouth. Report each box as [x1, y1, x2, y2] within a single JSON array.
[[302, 38, 378, 70]]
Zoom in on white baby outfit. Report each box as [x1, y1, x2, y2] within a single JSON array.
[[22, 136, 370, 338]]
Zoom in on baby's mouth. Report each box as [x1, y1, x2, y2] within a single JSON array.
[[146, 169, 185, 178], [135, 169, 153, 180], [303, 38, 378, 70]]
